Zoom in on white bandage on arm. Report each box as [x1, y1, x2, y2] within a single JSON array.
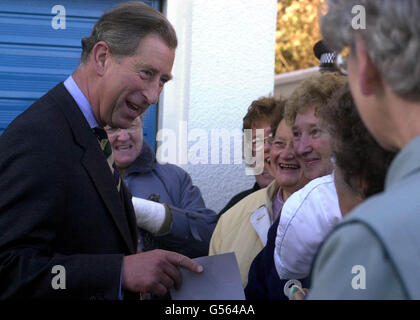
[[132, 197, 166, 234]]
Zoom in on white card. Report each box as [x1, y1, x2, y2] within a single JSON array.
[[170, 252, 245, 300]]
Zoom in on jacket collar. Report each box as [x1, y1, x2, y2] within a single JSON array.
[[251, 181, 260, 192], [126, 142, 155, 175], [386, 134, 420, 189]]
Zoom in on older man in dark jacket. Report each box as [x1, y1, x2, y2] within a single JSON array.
[[106, 117, 217, 258], [0, 2, 203, 299]]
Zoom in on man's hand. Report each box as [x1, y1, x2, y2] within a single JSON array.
[[121, 249, 203, 296]]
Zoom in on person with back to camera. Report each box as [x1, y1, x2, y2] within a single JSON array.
[[105, 116, 218, 258], [308, 0, 420, 299]]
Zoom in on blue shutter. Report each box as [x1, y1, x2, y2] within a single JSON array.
[[0, 0, 160, 149]]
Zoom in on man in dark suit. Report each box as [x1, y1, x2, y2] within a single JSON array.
[[0, 2, 202, 299]]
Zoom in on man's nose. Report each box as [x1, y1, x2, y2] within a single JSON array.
[[143, 78, 161, 105], [116, 129, 130, 141]]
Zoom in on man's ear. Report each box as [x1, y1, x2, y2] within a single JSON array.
[[354, 38, 382, 96], [90, 41, 111, 76]]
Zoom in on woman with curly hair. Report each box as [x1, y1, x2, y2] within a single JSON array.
[[320, 85, 395, 217]]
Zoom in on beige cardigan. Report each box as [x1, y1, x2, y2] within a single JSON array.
[[209, 180, 279, 287]]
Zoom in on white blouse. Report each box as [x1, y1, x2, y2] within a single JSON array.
[[274, 173, 342, 280]]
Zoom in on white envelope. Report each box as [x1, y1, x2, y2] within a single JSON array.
[[170, 252, 245, 300]]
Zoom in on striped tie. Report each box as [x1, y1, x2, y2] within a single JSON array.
[[93, 127, 122, 192]]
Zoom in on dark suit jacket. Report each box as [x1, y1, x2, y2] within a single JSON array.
[[0, 83, 138, 299]]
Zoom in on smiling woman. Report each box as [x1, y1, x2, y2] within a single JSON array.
[[210, 96, 309, 288], [270, 119, 307, 206], [283, 72, 347, 181], [291, 106, 332, 180], [267, 73, 346, 291], [269, 101, 309, 215]]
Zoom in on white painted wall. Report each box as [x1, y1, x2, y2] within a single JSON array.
[[274, 67, 319, 99], [160, 0, 277, 213]]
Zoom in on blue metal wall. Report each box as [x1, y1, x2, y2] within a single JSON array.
[[0, 0, 160, 149]]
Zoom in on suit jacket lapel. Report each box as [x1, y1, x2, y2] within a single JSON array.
[[120, 184, 140, 251], [48, 83, 136, 254]]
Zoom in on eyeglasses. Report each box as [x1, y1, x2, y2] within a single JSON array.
[[105, 125, 140, 137], [269, 139, 286, 149], [334, 46, 350, 76], [252, 134, 273, 149]]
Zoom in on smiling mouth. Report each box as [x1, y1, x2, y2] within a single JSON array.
[[116, 145, 133, 150], [127, 100, 142, 113], [278, 163, 299, 170], [303, 159, 320, 167]]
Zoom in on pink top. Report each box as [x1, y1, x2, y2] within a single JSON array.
[[272, 188, 284, 222]]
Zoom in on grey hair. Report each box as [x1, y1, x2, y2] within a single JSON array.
[[80, 1, 177, 64], [321, 0, 420, 101]]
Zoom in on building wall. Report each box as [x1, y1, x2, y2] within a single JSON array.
[[274, 66, 319, 99], [161, 0, 278, 213]]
